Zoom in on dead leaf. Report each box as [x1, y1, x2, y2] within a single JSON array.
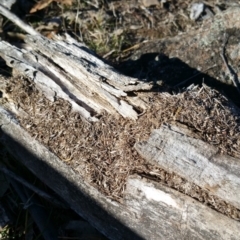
[[60, 0, 72, 5], [30, 0, 72, 13], [30, 0, 53, 13]]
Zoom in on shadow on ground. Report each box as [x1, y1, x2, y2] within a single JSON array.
[[116, 53, 240, 107], [0, 131, 144, 240]]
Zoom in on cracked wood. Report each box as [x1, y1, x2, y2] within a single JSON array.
[[135, 123, 240, 210]]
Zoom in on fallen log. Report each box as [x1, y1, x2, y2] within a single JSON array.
[[135, 123, 240, 211], [0, 4, 152, 120], [125, 176, 240, 240], [0, 34, 152, 120], [1, 5, 240, 240], [1, 108, 240, 240]]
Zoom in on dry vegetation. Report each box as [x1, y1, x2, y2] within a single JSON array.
[[2, 0, 234, 61]]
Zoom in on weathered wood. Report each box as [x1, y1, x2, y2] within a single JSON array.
[[0, 106, 138, 240], [1, 7, 240, 240], [24, 34, 151, 118], [25, 34, 151, 118], [125, 176, 240, 240], [1, 107, 240, 240], [135, 124, 240, 210], [0, 41, 98, 122], [46, 34, 152, 92], [0, 4, 39, 35], [0, 5, 152, 120], [0, 41, 114, 118], [0, 35, 152, 120]]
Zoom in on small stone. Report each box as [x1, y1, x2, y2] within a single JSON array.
[[190, 3, 205, 20], [142, 0, 159, 8]]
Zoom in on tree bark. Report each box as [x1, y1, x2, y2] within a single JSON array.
[[0, 35, 152, 120], [1, 7, 240, 240], [135, 123, 240, 210], [1, 109, 240, 240]]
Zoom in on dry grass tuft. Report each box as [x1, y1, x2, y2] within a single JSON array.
[[4, 76, 240, 220]]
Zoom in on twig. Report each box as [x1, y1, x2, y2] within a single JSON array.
[[174, 64, 217, 88], [0, 166, 68, 209], [220, 33, 240, 94], [10, 180, 58, 240], [0, 4, 40, 36]]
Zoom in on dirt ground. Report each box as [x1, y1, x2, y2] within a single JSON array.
[[1, 1, 239, 58]]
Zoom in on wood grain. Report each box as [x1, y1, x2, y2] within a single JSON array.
[[135, 123, 240, 209], [1, 108, 240, 239]]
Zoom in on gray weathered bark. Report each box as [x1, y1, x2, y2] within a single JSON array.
[[0, 35, 152, 120], [1, 108, 240, 240], [135, 124, 240, 210], [125, 176, 240, 240]]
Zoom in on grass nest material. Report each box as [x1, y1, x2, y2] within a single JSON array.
[[4, 75, 240, 220]]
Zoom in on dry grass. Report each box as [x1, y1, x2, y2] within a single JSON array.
[[60, 1, 132, 59], [4, 75, 240, 220], [28, 0, 203, 60]]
